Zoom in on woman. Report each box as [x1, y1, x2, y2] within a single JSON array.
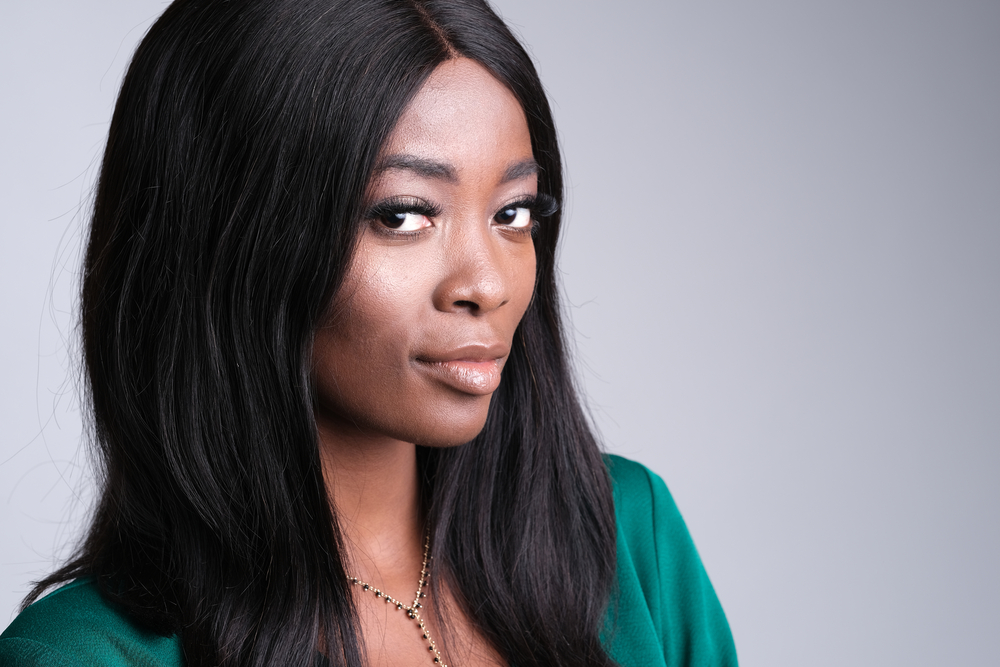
[[0, 0, 736, 665]]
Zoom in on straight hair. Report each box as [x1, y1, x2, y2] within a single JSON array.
[[28, 1, 618, 665]]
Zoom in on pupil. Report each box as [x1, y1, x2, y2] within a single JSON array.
[[500, 208, 516, 222], [384, 212, 407, 228]]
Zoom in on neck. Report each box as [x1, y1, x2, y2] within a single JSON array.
[[317, 419, 424, 587]]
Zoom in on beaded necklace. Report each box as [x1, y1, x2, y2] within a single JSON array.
[[348, 533, 447, 666]]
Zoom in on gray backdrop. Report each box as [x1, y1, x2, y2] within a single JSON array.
[[2, 1, 997, 665]]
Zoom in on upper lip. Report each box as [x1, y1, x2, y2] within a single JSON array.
[[416, 342, 510, 363]]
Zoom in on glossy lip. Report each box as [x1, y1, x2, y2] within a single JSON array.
[[415, 343, 509, 396]]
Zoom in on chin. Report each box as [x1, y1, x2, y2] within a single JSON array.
[[405, 395, 493, 448], [413, 421, 491, 448], [414, 428, 485, 448]]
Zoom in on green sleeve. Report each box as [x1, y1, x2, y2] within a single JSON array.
[[0, 637, 85, 667], [603, 455, 738, 667], [0, 580, 182, 667]]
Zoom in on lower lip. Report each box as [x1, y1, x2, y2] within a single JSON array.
[[418, 359, 503, 396]]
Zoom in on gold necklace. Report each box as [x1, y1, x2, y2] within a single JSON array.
[[348, 532, 447, 666]]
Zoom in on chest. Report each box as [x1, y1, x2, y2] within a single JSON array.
[[353, 586, 504, 667]]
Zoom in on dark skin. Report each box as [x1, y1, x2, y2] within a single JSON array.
[[312, 58, 539, 667]]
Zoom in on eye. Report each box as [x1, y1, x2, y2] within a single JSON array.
[[365, 197, 439, 234], [492, 194, 557, 232], [493, 205, 532, 229], [379, 210, 432, 232]]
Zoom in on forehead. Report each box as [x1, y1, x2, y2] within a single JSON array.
[[380, 58, 533, 171]]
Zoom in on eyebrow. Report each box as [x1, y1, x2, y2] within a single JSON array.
[[376, 155, 457, 182], [375, 154, 540, 184], [501, 158, 540, 183]]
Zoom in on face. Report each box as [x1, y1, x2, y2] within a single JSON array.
[[312, 58, 540, 448]]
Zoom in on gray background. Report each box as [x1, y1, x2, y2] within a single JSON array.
[[2, 1, 998, 665]]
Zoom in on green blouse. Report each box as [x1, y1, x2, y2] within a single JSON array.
[[0, 455, 737, 666]]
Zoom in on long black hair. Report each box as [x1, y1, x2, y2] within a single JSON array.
[[28, 0, 617, 665]]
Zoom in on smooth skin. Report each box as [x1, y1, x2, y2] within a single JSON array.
[[312, 58, 539, 666]]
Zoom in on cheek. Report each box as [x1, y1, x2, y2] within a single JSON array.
[[509, 243, 537, 320], [328, 245, 431, 353], [311, 259, 415, 418]]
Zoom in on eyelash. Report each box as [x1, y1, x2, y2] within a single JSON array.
[[364, 194, 558, 238]]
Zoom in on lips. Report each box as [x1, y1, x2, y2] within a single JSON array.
[[415, 343, 509, 396]]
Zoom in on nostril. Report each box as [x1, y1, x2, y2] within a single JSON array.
[[453, 299, 479, 311]]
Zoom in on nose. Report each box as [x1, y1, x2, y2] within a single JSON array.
[[432, 227, 510, 315]]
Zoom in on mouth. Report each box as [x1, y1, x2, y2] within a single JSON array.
[[415, 343, 509, 396]]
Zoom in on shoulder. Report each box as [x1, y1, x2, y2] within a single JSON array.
[[605, 453, 691, 559], [605, 453, 677, 521], [602, 454, 738, 667], [603, 453, 698, 596], [0, 580, 183, 667]]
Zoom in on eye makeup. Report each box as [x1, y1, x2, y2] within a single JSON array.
[[363, 192, 558, 238], [492, 193, 557, 236]]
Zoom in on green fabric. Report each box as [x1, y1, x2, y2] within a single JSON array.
[[0, 455, 736, 666], [0, 579, 182, 667], [601, 455, 737, 667]]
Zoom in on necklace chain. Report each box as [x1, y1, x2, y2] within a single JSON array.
[[348, 533, 447, 667]]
